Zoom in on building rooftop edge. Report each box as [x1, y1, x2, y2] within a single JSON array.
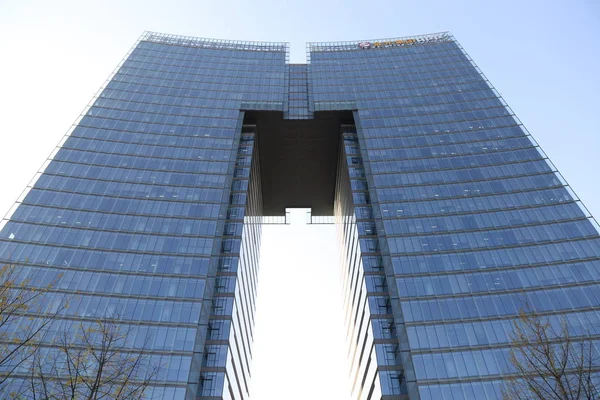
[[140, 31, 290, 53], [139, 30, 453, 53], [307, 31, 453, 52]]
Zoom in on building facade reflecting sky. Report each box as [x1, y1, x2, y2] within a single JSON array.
[[0, 31, 599, 399]]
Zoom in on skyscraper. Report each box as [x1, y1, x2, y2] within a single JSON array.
[[0, 30, 599, 399]]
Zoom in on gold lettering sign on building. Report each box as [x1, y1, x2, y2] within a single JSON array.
[[358, 34, 449, 49]]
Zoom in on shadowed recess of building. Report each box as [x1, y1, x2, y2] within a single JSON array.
[[245, 111, 353, 216]]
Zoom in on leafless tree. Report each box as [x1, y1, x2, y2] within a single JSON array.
[[0, 264, 65, 388], [503, 309, 600, 400], [24, 318, 159, 400]]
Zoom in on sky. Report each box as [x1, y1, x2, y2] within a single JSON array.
[[0, 0, 599, 398], [252, 210, 348, 399]]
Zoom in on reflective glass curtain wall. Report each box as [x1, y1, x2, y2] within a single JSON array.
[[310, 33, 600, 399], [0, 33, 282, 399], [0, 31, 599, 400]]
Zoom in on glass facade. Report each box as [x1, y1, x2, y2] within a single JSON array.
[[0, 31, 598, 399], [313, 33, 600, 399], [0, 32, 283, 399]]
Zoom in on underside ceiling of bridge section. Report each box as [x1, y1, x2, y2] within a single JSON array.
[[244, 111, 354, 216]]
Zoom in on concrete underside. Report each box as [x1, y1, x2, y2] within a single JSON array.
[[244, 111, 354, 216]]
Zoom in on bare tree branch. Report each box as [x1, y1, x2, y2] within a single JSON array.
[[24, 318, 159, 400], [502, 309, 600, 400], [0, 264, 67, 389]]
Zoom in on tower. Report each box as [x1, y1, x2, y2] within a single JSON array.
[[0, 31, 599, 399]]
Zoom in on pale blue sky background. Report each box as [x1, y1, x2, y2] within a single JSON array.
[[0, 1, 599, 398]]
